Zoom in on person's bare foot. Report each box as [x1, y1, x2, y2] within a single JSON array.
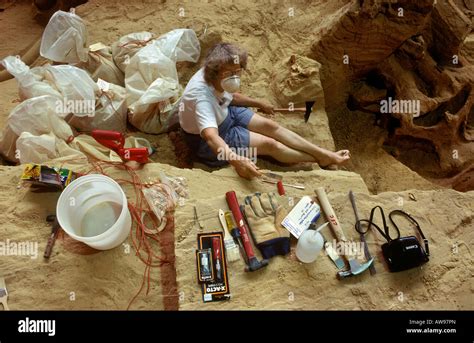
[[318, 150, 350, 169]]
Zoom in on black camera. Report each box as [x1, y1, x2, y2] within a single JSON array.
[[357, 207, 430, 273], [382, 236, 429, 272]]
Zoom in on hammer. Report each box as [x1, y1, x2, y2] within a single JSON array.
[[315, 187, 374, 279], [273, 101, 315, 123], [226, 191, 269, 272]]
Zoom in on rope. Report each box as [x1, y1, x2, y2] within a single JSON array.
[[81, 159, 177, 309]]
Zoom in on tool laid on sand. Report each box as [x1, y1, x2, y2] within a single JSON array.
[[273, 101, 315, 123], [218, 209, 241, 262], [315, 187, 374, 279], [92, 129, 149, 163], [349, 191, 376, 275], [261, 172, 283, 181], [324, 240, 346, 270], [0, 277, 9, 310], [225, 191, 268, 272], [261, 178, 305, 190], [196, 232, 231, 302], [212, 237, 223, 281], [260, 171, 305, 190], [224, 211, 248, 264], [44, 214, 61, 259]]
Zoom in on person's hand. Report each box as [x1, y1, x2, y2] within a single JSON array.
[[230, 157, 262, 180], [258, 101, 274, 115]]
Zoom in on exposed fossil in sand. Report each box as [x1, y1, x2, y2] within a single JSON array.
[[312, 0, 474, 190]]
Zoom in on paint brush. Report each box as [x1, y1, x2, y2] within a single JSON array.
[[261, 179, 306, 190], [218, 209, 241, 262], [260, 171, 305, 190]]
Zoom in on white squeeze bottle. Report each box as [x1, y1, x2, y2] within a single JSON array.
[[295, 222, 329, 263]]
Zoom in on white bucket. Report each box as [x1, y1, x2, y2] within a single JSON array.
[[56, 174, 131, 250]]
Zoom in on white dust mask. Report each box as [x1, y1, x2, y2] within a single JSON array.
[[220, 75, 240, 93]]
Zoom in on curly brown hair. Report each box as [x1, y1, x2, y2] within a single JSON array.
[[203, 43, 248, 84]]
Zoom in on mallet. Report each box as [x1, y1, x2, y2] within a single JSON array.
[[273, 101, 315, 123], [225, 191, 268, 272]]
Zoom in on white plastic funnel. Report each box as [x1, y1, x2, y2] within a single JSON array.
[[295, 222, 329, 263]]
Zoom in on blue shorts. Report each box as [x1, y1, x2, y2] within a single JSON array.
[[184, 106, 254, 166]]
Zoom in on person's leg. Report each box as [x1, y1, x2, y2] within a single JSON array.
[[249, 131, 316, 163], [247, 113, 350, 166]]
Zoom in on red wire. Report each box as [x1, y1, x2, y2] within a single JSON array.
[[80, 158, 176, 309]]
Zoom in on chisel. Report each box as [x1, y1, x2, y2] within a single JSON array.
[[349, 190, 376, 275]]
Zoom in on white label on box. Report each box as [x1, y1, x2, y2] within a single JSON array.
[[281, 196, 320, 239], [203, 294, 212, 302]]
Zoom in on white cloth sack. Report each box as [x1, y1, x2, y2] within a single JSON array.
[[15, 132, 88, 165], [0, 56, 62, 100], [77, 43, 125, 86], [16, 132, 58, 164], [68, 80, 128, 133], [40, 10, 89, 63], [124, 29, 200, 133], [8, 95, 74, 140], [153, 29, 200, 63], [112, 31, 155, 73], [0, 95, 74, 163], [1, 56, 98, 117]]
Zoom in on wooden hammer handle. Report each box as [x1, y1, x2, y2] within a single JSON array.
[[273, 107, 305, 112], [315, 188, 355, 260]]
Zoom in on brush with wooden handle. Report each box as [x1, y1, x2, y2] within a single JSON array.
[[218, 209, 240, 262]]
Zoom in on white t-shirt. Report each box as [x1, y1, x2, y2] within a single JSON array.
[[179, 68, 233, 135]]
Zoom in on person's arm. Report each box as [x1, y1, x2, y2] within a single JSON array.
[[231, 93, 273, 114], [201, 127, 261, 179]]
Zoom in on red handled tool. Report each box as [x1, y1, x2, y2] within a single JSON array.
[[277, 181, 285, 195], [212, 237, 223, 281], [91, 129, 149, 163], [225, 191, 268, 272]]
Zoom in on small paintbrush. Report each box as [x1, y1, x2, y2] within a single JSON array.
[[218, 209, 240, 262]]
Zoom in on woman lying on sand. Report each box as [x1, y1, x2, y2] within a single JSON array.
[[179, 43, 350, 179]]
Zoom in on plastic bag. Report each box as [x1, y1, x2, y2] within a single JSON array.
[[68, 79, 127, 132], [16, 132, 58, 164], [0, 95, 74, 163], [153, 29, 200, 63], [77, 43, 124, 86], [46, 64, 98, 117], [17, 132, 89, 165], [0, 56, 62, 100], [125, 41, 182, 133], [40, 10, 89, 63], [8, 95, 74, 140], [2, 56, 98, 117], [111, 31, 155, 73], [127, 95, 181, 134]]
